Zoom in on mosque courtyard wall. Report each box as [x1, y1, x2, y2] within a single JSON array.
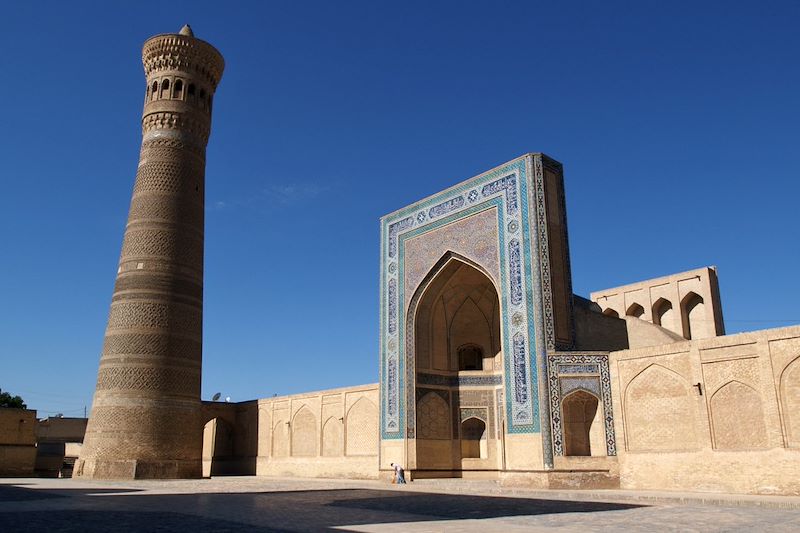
[[610, 325, 800, 495], [254, 384, 379, 479]]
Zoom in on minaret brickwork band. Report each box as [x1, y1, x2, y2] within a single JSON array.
[[75, 26, 224, 479]]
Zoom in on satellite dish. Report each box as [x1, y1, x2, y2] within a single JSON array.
[[211, 392, 221, 401]]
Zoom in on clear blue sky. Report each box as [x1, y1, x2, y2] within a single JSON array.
[[1, 1, 798, 417]]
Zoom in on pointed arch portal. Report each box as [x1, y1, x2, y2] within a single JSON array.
[[410, 255, 502, 473]]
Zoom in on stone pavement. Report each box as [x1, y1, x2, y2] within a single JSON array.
[[1, 476, 798, 532]]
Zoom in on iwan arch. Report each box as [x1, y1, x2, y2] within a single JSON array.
[[78, 28, 800, 496]]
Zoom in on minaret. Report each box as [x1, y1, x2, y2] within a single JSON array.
[[75, 25, 224, 479]]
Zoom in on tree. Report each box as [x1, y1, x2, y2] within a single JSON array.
[[0, 389, 27, 409]]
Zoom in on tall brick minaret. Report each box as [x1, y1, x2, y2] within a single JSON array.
[[75, 25, 224, 479]]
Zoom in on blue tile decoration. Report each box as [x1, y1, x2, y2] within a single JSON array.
[[387, 279, 397, 335], [495, 388, 504, 438], [560, 376, 601, 397], [379, 156, 554, 441], [388, 217, 413, 258], [547, 352, 617, 456], [509, 239, 522, 306], [417, 373, 503, 387], [481, 173, 518, 215], [428, 195, 465, 219], [512, 333, 532, 424], [558, 364, 599, 374], [386, 356, 398, 430]]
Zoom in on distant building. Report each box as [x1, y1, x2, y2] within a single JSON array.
[[0, 408, 37, 476], [35, 417, 87, 478]]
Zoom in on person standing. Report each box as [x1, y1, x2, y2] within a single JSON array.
[[390, 463, 406, 484]]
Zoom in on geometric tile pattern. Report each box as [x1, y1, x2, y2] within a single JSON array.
[[547, 352, 617, 456], [380, 156, 551, 440]]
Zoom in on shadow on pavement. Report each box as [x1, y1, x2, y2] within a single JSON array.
[[326, 489, 642, 519], [0, 483, 644, 532], [0, 484, 142, 502]]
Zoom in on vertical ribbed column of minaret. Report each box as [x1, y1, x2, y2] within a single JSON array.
[[75, 26, 224, 479]]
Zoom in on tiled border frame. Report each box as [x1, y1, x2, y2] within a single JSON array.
[[547, 352, 617, 456], [379, 156, 554, 444]]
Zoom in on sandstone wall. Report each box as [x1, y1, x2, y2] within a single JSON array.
[[592, 266, 725, 340], [256, 384, 379, 479], [610, 325, 800, 495], [0, 408, 37, 476], [201, 400, 258, 476], [572, 296, 629, 351]]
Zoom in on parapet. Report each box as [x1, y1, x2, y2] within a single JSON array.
[[590, 266, 724, 340]]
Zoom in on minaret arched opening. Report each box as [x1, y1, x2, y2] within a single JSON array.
[[173, 79, 184, 99], [160, 78, 170, 99]]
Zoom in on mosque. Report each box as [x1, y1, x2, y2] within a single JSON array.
[[73, 27, 800, 495]]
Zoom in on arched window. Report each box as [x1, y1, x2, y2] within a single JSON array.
[[652, 298, 676, 333], [160, 79, 170, 99], [188, 83, 196, 98], [151, 81, 158, 101], [460, 417, 487, 458], [626, 303, 645, 319], [199, 88, 206, 109], [458, 344, 483, 371], [602, 308, 619, 318], [172, 79, 183, 99], [681, 292, 706, 340]]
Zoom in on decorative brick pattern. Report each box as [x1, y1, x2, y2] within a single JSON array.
[[120, 229, 203, 266], [709, 381, 768, 449], [321, 417, 343, 457], [345, 398, 378, 456], [102, 333, 201, 360], [106, 301, 201, 334], [133, 160, 203, 195], [291, 408, 317, 457], [77, 27, 224, 480], [95, 366, 200, 396], [416, 391, 450, 440], [127, 195, 204, 228], [624, 365, 698, 452]]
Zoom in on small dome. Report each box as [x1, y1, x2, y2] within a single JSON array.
[[179, 24, 194, 37]]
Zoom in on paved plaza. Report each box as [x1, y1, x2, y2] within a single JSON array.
[[0, 477, 798, 532]]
